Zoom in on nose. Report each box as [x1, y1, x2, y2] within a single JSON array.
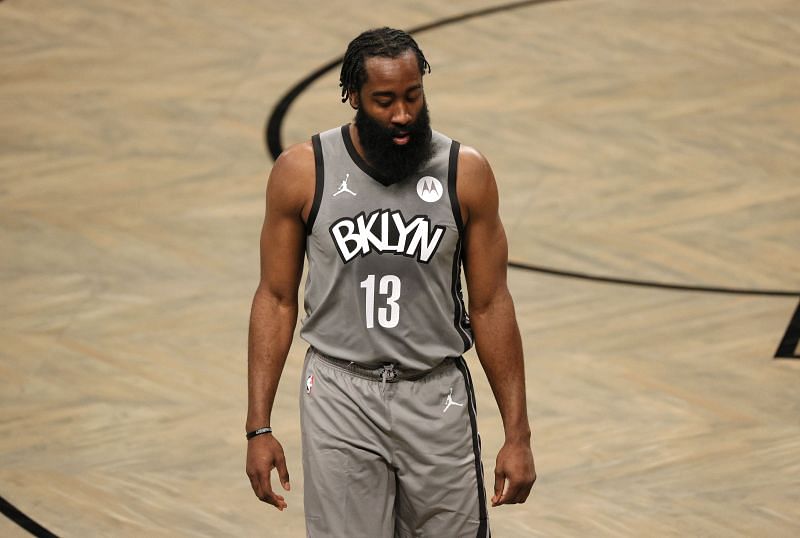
[[391, 102, 412, 126]]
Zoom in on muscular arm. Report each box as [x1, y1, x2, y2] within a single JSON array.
[[458, 146, 536, 506], [245, 142, 314, 511]]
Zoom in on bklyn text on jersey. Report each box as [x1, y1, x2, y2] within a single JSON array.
[[329, 209, 446, 264]]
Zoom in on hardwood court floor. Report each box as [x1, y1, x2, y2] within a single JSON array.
[[2, 0, 799, 536]]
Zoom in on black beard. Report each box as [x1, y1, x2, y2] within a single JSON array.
[[354, 102, 433, 184]]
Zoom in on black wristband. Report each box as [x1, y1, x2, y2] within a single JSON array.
[[246, 426, 273, 440]]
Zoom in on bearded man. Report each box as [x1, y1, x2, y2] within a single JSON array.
[[246, 27, 536, 537]]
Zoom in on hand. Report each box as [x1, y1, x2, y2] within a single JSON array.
[[491, 439, 536, 506], [246, 434, 291, 510]]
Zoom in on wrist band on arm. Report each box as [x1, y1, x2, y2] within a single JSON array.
[[246, 426, 272, 440]]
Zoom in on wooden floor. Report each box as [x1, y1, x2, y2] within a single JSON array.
[[2, 1, 800, 536]]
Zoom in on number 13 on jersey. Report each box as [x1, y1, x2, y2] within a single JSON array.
[[360, 274, 401, 329]]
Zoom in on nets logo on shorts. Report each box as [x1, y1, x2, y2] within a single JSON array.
[[417, 176, 443, 203]]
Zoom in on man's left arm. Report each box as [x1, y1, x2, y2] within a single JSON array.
[[458, 145, 536, 507]]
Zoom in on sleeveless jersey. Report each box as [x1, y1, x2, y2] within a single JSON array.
[[299, 124, 474, 371]]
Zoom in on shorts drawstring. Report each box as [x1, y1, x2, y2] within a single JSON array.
[[311, 348, 453, 383], [380, 363, 397, 392]]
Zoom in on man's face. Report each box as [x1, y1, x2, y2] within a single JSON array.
[[351, 50, 433, 182]]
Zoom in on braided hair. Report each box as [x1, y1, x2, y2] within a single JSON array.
[[339, 27, 431, 103]]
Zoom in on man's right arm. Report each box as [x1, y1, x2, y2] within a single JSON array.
[[245, 141, 315, 511]]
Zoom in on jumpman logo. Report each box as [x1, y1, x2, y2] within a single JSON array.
[[443, 387, 464, 413], [333, 173, 357, 197]]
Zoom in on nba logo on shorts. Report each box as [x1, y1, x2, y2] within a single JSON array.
[[306, 374, 314, 394]]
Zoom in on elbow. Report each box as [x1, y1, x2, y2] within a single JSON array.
[[468, 287, 514, 320], [253, 282, 298, 311]]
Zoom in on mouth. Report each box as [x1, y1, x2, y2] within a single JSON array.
[[392, 132, 410, 145]]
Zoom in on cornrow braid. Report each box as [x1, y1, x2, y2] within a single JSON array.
[[339, 27, 431, 103]]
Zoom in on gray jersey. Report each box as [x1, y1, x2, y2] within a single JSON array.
[[300, 125, 473, 370]]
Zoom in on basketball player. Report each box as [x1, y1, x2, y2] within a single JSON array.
[[246, 27, 536, 537]]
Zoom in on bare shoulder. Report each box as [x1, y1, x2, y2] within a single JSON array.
[[267, 140, 315, 217], [269, 141, 314, 191], [456, 144, 498, 223]]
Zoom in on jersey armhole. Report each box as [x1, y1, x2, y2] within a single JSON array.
[[447, 140, 464, 235], [447, 139, 473, 351], [306, 134, 324, 235]]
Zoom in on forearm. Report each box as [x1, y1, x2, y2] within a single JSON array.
[[470, 290, 531, 443], [246, 285, 298, 431]]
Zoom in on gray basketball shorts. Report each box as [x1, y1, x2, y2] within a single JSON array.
[[299, 347, 491, 538]]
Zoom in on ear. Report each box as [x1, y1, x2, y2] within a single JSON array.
[[348, 91, 360, 110]]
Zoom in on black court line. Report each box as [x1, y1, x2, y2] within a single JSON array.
[[4, 2, 577, 533], [4, 3, 574, 533], [263, 0, 800, 360], [775, 299, 800, 358], [509, 262, 800, 360], [263, 0, 800, 299], [5, 1, 797, 535], [265, 0, 569, 160], [0, 495, 59, 537], [508, 261, 800, 298]]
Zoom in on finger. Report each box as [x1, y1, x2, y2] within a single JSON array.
[[276, 453, 291, 491], [513, 471, 537, 504], [248, 473, 263, 499], [505, 476, 536, 504], [517, 481, 534, 503], [498, 479, 519, 506], [504, 480, 526, 504], [492, 471, 505, 506], [258, 471, 288, 511]]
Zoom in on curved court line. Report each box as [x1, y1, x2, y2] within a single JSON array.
[[264, 0, 800, 300], [265, 0, 568, 159], [1, 4, 574, 534], [0, 495, 59, 537], [508, 261, 800, 297]]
